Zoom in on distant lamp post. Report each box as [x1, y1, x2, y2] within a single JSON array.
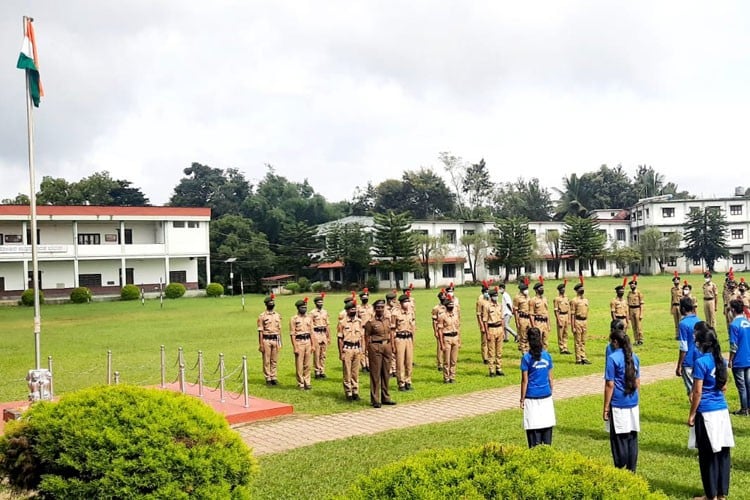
[[225, 257, 237, 296]]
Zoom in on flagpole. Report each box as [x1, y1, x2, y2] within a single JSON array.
[[23, 15, 42, 370]]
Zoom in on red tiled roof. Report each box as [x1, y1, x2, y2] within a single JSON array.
[[0, 205, 211, 217], [313, 261, 345, 269], [261, 274, 295, 282], [420, 256, 466, 264]]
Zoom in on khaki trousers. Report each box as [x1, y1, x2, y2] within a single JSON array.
[[368, 342, 393, 405], [395, 337, 414, 387], [436, 332, 444, 369], [313, 333, 328, 375], [486, 326, 504, 373], [671, 305, 680, 338], [441, 335, 460, 381], [556, 315, 569, 352], [573, 320, 587, 362], [517, 317, 531, 353], [261, 338, 279, 381], [704, 301, 716, 328], [294, 340, 313, 387], [341, 348, 361, 396], [477, 317, 488, 362], [628, 309, 643, 342]]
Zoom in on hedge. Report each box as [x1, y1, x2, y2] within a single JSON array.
[[341, 443, 666, 499], [206, 282, 224, 297], [121, 284, 140, 301], [20, 288, 43, 306], [0, 385, 258, 498], [69, 286, 92, 304], [165, 282, 186, 299]]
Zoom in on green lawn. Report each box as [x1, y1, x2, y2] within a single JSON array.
[[0, 274, 740, 411]]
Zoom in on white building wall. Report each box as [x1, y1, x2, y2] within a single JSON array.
[[0, 262, 24, 290]]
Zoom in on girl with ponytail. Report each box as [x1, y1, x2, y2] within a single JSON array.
[[603, 319, 640, 472], [520, 327, 555, 448], [689, 323, 734, 500]]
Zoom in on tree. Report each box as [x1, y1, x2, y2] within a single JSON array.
[[36, 172, 149, 206], [553, 173, 594, 219], [607, 242, 642, 276], [439, 151, 468, 219], [560, 216, 606, 277], [462, 159, 494, 219], [322, 223, 372, 284], [632, 165, 692, 201], [169, 163, 249, 218], [682, 207, 730, 272], [414, 233, 450, 289], [584, 164, 637, 210], [372, 211, 418, 290], [210, 215, 275, 292], [460, 231, 492, 283], [402, 168, 456, 219], [493, 178, 553, 221], [492, 217, 533, 281], [277, 221, 320, 278], [37, 176, 83, 205], [350, 182, 376, 215], [637, 227, 682, 274], [1, 193, 30, 205], [543, 229, 562, 279]]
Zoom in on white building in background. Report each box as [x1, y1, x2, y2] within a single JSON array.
[[0, 206, 211, 299], [315, 213, 632, 288]]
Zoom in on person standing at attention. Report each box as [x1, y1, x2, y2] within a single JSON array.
[[627, 275, 645, 345], [553, 280, 571, 355], [529, 277, 550, 350], [610, 279, 629, 328], [476, 282, 490, 363], [290, 298, 314, 390], [257, 294, 282, 386], [603, 320, 640, 472], [393, 294, 416, 391], [676, 297, 701, 397], [520, 327, 555, 448], [363, 299, 396, 408], [337, 300, 363, 401], [310, 293, 330, 380], [357, 288, 374, 373], [437, 296, 461, 383], [482, 287, 506, 377], [514, 278, 532, 353], [703, 271, 719, 329], [729, 299, 750, 416], [689, 324, 734, 500], [670, 272, 682, 340], [570, 278, 591, 365]]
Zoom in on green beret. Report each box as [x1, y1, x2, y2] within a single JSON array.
[[518, 283, 528, 291], [372, 299, 386, 306], [488, 288, 498, 296], [385, 292, 397, 300], [615, 285, 624, 292], [556, 283, 566, 291], [295, 299, 307, 308], [574, 283, 584, 291], [398, 294, 409, 302], [344, 301, 357, 310], [533, 282, 543, 291], [263, 296, 275, 304]]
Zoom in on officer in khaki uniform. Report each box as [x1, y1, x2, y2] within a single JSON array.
[[724, 275, 739, 332], [476, 283, 491, 363], [553, 281, 571, 355], [570, 281, 591, 364], [627, 276, 645, 345], [482, 287, 506, 376], [392, 294, 416, 391], [739, 278, 750, 308], [432, 289, 448, 371], [289, 298, 314, 390], [437, 297, 461, 383], [610, 279, 629, 326], [529, 279, 550, 350], [363, 299, 396, 408], [310, 294, 330, 379], [385, 291, 399, 376], [357, 289, 374, 372], [682, 280, 697, 307], [669, 273, 682, 339], [702, 271, 719, 328], [513, 281, 532, 353], [337, 301, 363, 401], [257, 294, 282, 385]]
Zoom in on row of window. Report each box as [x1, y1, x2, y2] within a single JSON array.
[[660, 205, 744, 219], [173, 221, 200, 228]]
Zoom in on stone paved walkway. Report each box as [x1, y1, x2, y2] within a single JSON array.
[[234, 362, 675, 456]]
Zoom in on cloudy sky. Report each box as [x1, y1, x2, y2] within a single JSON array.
[[2, 1, 749, 206]]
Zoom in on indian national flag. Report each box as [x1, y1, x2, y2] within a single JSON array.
[[16, 18, 44, 107]]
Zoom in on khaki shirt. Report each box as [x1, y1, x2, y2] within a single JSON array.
[[513, 293, 531, 315], [310, 308, 329, 330], [337, 315, 364, 343], [257, 310, 282, 334], [476, 295, 489, 317], [670, 286, 681, 306], [529, 296, 549, 318], [392, 307, 415, 334], [703, 281, 718, 300], [364, 316, 391, 342], [482, 301, 504, 325], [610, 297, 628, 317], [571, 296, 589, 320], [357, 303, 374, 324], [437, 309, 461, 336], [289, 314, 314, 336], [553, 295, 570, 314], [627, 289, 644, 308]]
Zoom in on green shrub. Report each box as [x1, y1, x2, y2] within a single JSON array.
[[297, 276, 311, 292], [342, 443, 666, 499], [311, 281, 327, 293], [20, 289, 43, 306], [365, 275, 379, 293], [165, 282, 186, 299], [120, 284, 140, 301], [206, 282, 224, 297], [69, 286, 92, 304], [284, 282, 300, 294], [0, 385, 258, 498]]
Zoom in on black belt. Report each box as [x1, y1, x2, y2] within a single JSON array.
[[443, 332, 458, 337], [262, 334, 279, 340], [370, 339, 389, 344], [575, 315, 588, 320], [557, 311, 569, 314], [486, 322, 502, 327], [314, 327, 327, 332], [343, 341, 361, 348], [295, 334, 311, 340], [672, 303, 679, 306], [704, 297, 715, 300], [628, 305, 640, 308], [615, 315, 626, 319], [533, 316, 548, 322], [518, 312, 530, 318], [396, 332, 413, 339]]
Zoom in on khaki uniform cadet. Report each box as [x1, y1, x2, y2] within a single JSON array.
[[626, 277, 645, 345], [553, 282, 572, 355], [570, 282, 591, 364], [310, 294, 330, 379], [476, 284, 491, 363], [257, 295, 282, 385], [392, 294, 416, 391], [529, 281, 550, 350], [482, 288, 506, 376], [610, 283, 629, 326], [739, 279, 750, 309], [723, 278, 739, 332], [356, 289, 374, 372], [702, 272, 719, 329], [385, 291, 399, 376], [682, 281, 698, 308], [363, 299, 396, 408], [290, 299, 314, 390], [669, 274, 682, 339], [437, 297, 461, 383], [338, 302, 363, 401], [513, 282, 532, 353], [433, 290, 448, 371]]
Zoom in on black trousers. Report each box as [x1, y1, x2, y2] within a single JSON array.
[[526, 427, 552, 448], [367, 342, 393, 405], [695, 412, 731, 498], [609, 408, 638, 472]]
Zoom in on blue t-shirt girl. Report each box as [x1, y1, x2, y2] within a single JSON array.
[[605, 348, 640, 408], [693, 351, 728, 413], [521, 351, 553, 398]]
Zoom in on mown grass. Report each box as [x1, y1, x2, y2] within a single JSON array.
[[250, 378, 750, 500], [0, 274, 740, 413]]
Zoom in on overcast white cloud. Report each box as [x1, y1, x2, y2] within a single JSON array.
[[2, 1, 750, 205]]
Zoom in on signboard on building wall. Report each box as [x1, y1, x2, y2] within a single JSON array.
[[0, 245, 67, 254], [4, 234, 22, 243], [105, 234, 118, 243]]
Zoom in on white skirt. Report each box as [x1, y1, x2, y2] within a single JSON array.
[[523, 396, 556, 430], [605, 405, 640, 434], [688, 409, 735, 452]]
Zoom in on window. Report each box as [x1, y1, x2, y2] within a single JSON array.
[[78, 274, 102, 287], [379, 269, 390, 281], [413, 269, 424, 280], [77, 233, 100, 245], [732, 229, 744, 240], [187, 221, 200, 228], [172, 221, 185, 228], [169, 270, 187, 284], [442, 229, 456, 244], [394, 271, 403, 282], [596, 258, 606, 270], [730, 205, 743, 216], [565, 260, 576, 272], [333, 269, 342, 282], [636, 211, 642, 220], [0, 277, 4, 291], [616, 229, 626, 241], [526, 262, 536, 273], [488, 263, 500, 275], [732, 255, 745, 265], [488, 229, 499, 240], [662, 207, 675, 218], [632, 234, 638, 243], [442, 263, 456, 278], [693, 258, 701, 265], [645, 208, 649, 217], [117, 229, 133, 244], [25, 228, 40, 244], [546, 261, 556, 273], [463, 229, 475, 236], [667, 256, 677, 267], [688, 206, 700, 214], [580, 260, 589, 271]]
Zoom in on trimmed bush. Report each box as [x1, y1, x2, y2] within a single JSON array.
[[297, 276, 311, 292], [365, 275, 379, 293], [284, 282, 300, 294], [0, 385, 258, 498], [69, 286, 92, 304], [311, 281, 327, 293], [164, 282, 186, 299], [20, 289, 43, 306], [342, 443, 666, 499], [120, 284, 140, 301], [206, 282, 224, 297]]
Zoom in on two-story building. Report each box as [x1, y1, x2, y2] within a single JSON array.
[[0, 205, 211, 299]]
